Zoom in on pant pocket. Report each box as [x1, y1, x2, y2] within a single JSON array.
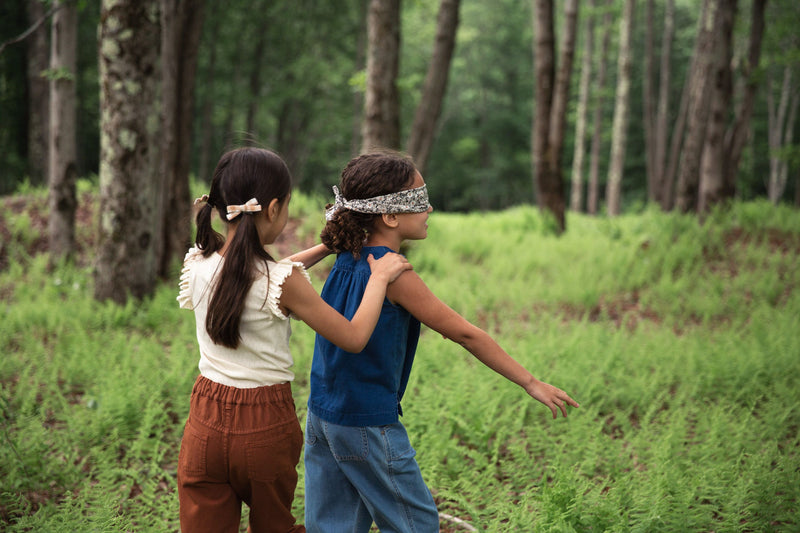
[[178, 423, 209, 477], [326, 423, 369, 462], [245, 419, 303, 482]]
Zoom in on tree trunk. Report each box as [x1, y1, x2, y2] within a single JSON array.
[[723, 0, 766, 198], [25, 0, 49, 186], [95, 0, 161, 303], [569, 0, 595, 213], [352, 0, 368, 156], [698, 0, 736, 215], [362, 0, 401, 152], [406, 0, 460, 175], [652, 0, 674, 206], [767, 67, 797, 204], [197, 2, 220, 184], [643, 0, 656, 202], [675, 0, 716, 213], [531, 0, 578, 233], [159, 0, 204, 278], [605, 0, 635, 216], [662, 0, 709, 211], [47, 0, 77, 259], [587, 1, 613, 215]]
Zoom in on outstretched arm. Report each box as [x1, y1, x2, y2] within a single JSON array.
[[287, 243, 332, 269], [387, 272, 579, 419], [280, 253, 412, 353]]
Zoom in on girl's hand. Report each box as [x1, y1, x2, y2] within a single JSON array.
[[526, 379, 580, 419], [366, 253, 413, 284]]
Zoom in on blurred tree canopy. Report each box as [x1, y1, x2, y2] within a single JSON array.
[[1, 0, 798, 209]]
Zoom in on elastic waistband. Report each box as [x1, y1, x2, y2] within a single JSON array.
[[192, 375, 294, 405]]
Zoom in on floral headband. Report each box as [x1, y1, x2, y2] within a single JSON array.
[[325, 185, 431, 221]]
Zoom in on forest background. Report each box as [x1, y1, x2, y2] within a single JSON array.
[[1, 0, 800, 531]]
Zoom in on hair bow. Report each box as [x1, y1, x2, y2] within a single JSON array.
[[226, 198, 262, 220]]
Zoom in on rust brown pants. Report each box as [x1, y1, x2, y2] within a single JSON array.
[[177, 375, 305, 533]]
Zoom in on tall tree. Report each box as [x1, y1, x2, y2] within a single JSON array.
[[158, 0, 204, 278], [406, 0, 460, 175], [531, 0, 579, 232], [766, 66, 798, 204], [662, 0, 709, 211], [675, 0, 716, 213], [587, 1, 613, 215], [652, 0, 675, 206], [605, 0, 635, 216], [47, 0, 77, 259], [698, 0, 737, 214], [362, 0, 401, 152], [569, 0, 595, 212], [723, 0, 766, 198], [95, 0, 161, 303], [25, 0, 50, 186]]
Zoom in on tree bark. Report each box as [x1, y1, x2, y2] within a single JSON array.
[[767, 66, 797, 204], [569, 0, 595, 212], [652, 0, 674, 206], [47, 0, 78, 259], [531, 0, 578, 232], [406, 0, 460, 175], [662, 0, 709, 211], [675, 0, 716, 213], [643, 0, 656, 202], [723, 0, 766, 198], [95, 0, 161, 303], [159, 0, 204, 278], [587, 1, 613, 215], [362, 0, 401, 152], [605, 0, 635, 216], [25, 0, 50, 186], [699, 0, 736, 215]]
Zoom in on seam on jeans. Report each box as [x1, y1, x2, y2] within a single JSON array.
[[325, 422, 368, 462], [382, 426, 418, 532]]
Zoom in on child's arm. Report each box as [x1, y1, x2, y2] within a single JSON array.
[[279, 253, 412, 353], [387, 272, 579, 419], [287, 243, 332, 269]]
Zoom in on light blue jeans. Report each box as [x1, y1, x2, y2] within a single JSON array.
[[304, 411, 439, 532]]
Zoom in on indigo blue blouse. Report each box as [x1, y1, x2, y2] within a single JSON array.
[[308, 246, 420, 426]]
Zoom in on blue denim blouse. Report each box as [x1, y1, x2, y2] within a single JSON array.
[[308, 246, 420, 427]]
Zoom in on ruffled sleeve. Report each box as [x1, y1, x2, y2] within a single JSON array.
[[265, 259, 311, 319], [177, 247, 203, 309]]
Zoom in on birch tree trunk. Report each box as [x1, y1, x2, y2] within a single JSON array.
[[587, 1, 613, 215], [569, 0, 595, 213], [675, 0, 716, 213], [605, 0, 635, 216], [95, 0, 161, 303], [698, 0, 736, 214], [47, 0, 77, 259], [406, 0, 460, 175], [531, 0, 578, 232], [362, 0, 401, 152], [25, 0, 49, 186], [159, 0, 204, 278]]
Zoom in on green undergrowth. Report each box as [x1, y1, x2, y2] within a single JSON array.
[[1, 195, 798, 531]]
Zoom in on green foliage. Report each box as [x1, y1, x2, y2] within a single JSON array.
[[2, 200, 799, 531]]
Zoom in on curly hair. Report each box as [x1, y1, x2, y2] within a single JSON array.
[[321, 151, 417, 259]]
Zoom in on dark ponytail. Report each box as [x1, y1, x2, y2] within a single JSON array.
[[321, 151, 416, 259], [199, 148, 291, 348]]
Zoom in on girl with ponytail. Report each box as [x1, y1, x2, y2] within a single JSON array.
[[177, 147, 411, 532]]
